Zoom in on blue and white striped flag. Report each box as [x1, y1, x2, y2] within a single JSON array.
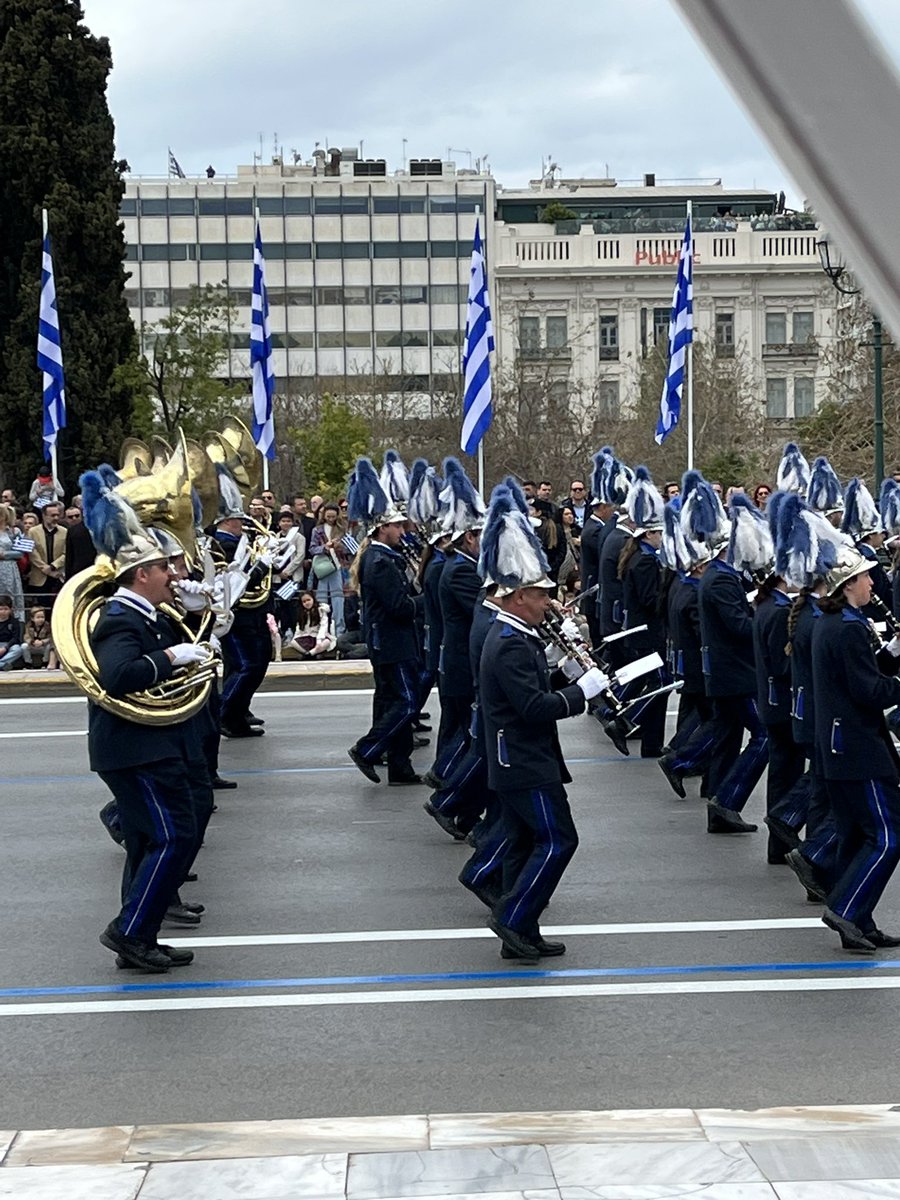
[[655, 213, 693, 445], [460, 219, 495, 456], [37, 212, 66, 458], [12, 535, 35, 553], [250, 216, 276, 461]]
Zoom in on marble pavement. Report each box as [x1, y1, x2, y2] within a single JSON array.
[[5, 1106, 900, 1198]]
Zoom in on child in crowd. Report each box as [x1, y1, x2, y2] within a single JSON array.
[[285, 591, 336, 659], [0, 594, 23, 671], [23, 606, 57, 669]]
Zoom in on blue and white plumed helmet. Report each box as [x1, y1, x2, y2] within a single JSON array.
[[776, 442, 811, 494], [774, 492, 852, 590], [440, 457, 486, 540], [80, 466, 168, 578], [347, 457, 406, 534], [727, 492, 775, 577], [214, 463, 245, 522], [407, 458, 445, 542], [680, 469, 729, 551], [596, 445, 634, 507], [479, 482, 553, 596], [624, 465, 665, 535], [880, 478, 900, 546], [379, 449, 410, 506], [806, 455, 844, 517], [841, 476, 882, 541]]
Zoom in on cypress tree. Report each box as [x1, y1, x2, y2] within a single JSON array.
[[0, 0, 139, 496]]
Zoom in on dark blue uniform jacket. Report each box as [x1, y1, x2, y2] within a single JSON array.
[[438, 549, 482, 697], [359, 543, 418, 664], [598, 523, 629, 637], [622, 540, 664, 655], [479, 613, 585, 792], [698, 558, 755, 697], [753, 589, 793, 726], [668, 574, 704, 694], [422, 549, 446, 674], [789, 593, 820, 746]]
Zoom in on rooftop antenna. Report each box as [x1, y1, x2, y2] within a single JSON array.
[[402, 137, 408, 169], [447, 146, 473, 168]]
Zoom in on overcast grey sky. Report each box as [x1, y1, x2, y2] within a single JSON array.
[[79, 0, 899, 202]]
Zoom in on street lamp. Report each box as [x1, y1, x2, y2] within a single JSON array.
[[817, 238, 884, 488]]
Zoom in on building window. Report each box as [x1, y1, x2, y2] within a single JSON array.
[[286, 288, 313, 305], [283, 197, 312, 215], [431, 284, 467, 304], [766, 377, 788, 418], [375, 331, 428, 347], [119, 199, 137, 216], [598, 381, 620, 419], [315, 243, 342, 259], [548, 380, 568, 407], [142, 288, 170, 307], [765, 312, 787, 345], [793, 310, 814, 344], [433, 330, 462, 346], [198, 243, 252, 260], [599, 314, 619, 361], [546, 315, 568, 349], [313, 196, 368, 214], [518, 316, 541, 353], [715, 311, 735, 356], [198, 197, 254, 216], [794, 376, 815, 417], [653, 306, 669, 346]]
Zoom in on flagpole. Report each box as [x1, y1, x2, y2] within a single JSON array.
[[255, 204, 269, 493], [476, 204, 485, 496], [685, 200, 694, 471]]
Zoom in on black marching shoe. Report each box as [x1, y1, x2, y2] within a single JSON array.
[[785, 849, 828, 902], [764, 814, 802, 852], [422, 769, 444, 791], [488, 917, 541, 961], [247, 714, 265, 726], [823, 907, 876, 952], [601, 716, 630, 757], [388, 772, 423, 787], [117, 943, 194, 968], [413, 735, 430, 748], [424, 800, 467, 841], [657, 756, 686, 799], [100, 924, 170, 973], [501, 936, 565, 958], [413, 721, 432, 733], [163, 903, 201, 926], [348, 748, 380, 783], [221, 724, 264, 739], [212, 775, 238, 790], [867, 929, 900, 949], [706, 800, 758, 833]]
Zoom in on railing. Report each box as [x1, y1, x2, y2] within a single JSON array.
[[517, 346, 573, 362], [762, 341, 819, 358]]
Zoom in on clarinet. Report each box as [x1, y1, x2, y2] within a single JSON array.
[[539, 608, 597, 673]]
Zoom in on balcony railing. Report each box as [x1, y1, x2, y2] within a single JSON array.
[[517, 346, 573, 362], [762, 341, 819, 358], [599, 346, 620, 361]]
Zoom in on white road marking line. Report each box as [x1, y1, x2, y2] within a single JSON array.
[[0, 689, 376, 706], [0, 729, 85, 738], [168, 917, 822, 949], [2, 974, 898, 1017]]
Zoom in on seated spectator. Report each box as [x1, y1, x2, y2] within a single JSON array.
[[22, 605, 57, 669], [284, 590, 337, 659], [0, 594, 24, 671]]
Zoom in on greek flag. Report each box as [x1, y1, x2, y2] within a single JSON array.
[[655, 213, 693, 444], [341, 533, 360, 556], [12, 536, 35, 553], [460, 219, 495, 456], [37, 213, 66, 457], [250, 216, 276, 461], [168, 148, 186, 178], [276, 580, 299, 601]]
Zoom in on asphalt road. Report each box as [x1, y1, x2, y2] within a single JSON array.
[[1, 688, 897, 1130]]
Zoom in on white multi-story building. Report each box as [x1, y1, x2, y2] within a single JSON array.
[[120, 156, 834, 422]]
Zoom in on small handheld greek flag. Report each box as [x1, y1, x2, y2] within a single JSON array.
[[37, 211, 66, 459], [655, 213, 693, 445], [12, 536, 35, 553], [276, 580, 299, 601], [341, 533, 360, 557], [250, 216, 276, 461], [460, 219, 495, 456]]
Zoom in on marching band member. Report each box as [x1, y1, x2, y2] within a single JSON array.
[[812, 546, 900, 952], [409, 460, 448, 736], [842, 476, 891, 619], [806, 454, 845, 530], [595, 449, 633, 665], [578, 450, 615, 647], [347, 458, 423, 786], [80, 472, 211, 973], [478, 483, 608, 961], [699, 493, 770, 834]]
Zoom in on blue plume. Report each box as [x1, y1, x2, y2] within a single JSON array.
[[598, 446, 632, 505], [379, 448, 409, 502], [590, 448, 609, 503], [807, 456, 843, 513], [407, 458, 427, 504], [440, 457, 485, 532], [660, 498, 693, 572], [765, 489, 790, 541], [190, 487, 203, 529], [728, 492, 774, 574], [503, 476, 530, 517], [80, 468, 145, 558], [841, 477, 881, 539], [347, 457, 389, 523], [626, 465, 664, 529], [680, 470, 726, 543], [408, 462, 442, 526], [775, 492, 848, 588], [776, 442, 811, 493], [96, 463, 122, 489], [479, 483, 550, 588], [881, 479, 900, 537]]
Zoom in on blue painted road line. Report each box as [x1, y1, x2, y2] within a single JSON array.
[[2, 956, 899, 1001]]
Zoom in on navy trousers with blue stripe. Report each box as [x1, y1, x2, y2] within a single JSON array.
[[220, 623, 270, 730], [826, 776, 900, 932], [495, 783, 579, 937], [99, 757, 204, 943], [709, 694, 769, 812], [355, 659, 418, 774]]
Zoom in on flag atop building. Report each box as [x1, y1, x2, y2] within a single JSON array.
[[168, 148, 186, 178], [250, 215, 276, 461], [460, 219, 495, 456], [37, 210, 66, 461], [655, 213, 693, 445]]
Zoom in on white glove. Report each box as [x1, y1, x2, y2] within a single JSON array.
[[209, 633, 222, 654], [560, 656, 584, 681], [888, 634, 900, 658], [559, 616, 581, 642], [257, 550, 275, 569], [575, 666, 609, 700], [168, 642, 207, 667], [173, 579, 210, 612], [212, 612, 234, 638]]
